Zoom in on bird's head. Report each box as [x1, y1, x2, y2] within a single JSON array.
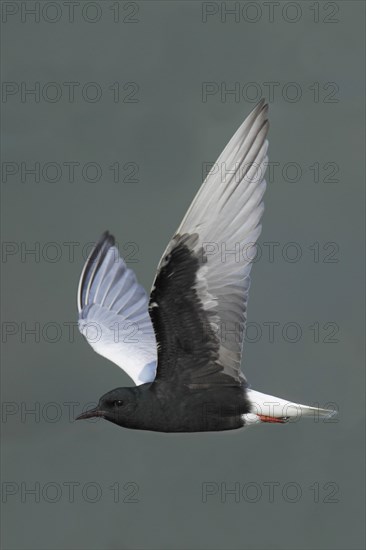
[[76, 387, 138, 426]]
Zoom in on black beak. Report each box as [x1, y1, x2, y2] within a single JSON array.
[[75, 408, 104, 420]]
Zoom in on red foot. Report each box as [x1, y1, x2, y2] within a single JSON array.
[[258, 415, 286, 423]]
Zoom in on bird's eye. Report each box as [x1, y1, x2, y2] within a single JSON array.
[[113, 400, 123, 407]]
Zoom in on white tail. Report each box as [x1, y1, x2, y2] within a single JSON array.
[[243, 389, 337, 425]]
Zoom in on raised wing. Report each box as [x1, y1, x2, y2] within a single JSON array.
[[77, 232, 157, 385], [149, 100, 269, 387]]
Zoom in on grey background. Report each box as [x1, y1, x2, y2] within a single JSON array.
[[1, 1, 365, 549]]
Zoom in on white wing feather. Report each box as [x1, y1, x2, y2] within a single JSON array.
[[78, 237, 157, 385], [154, 100, 269, 380]]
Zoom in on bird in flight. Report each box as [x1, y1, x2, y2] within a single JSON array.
[[76, 100, 334, 431]]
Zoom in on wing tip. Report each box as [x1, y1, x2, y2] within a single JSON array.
[[255, 99, 269, 131], [253, 98, 269, 118], [99, 230, 115, 248], [77, 230, 116, 312]]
